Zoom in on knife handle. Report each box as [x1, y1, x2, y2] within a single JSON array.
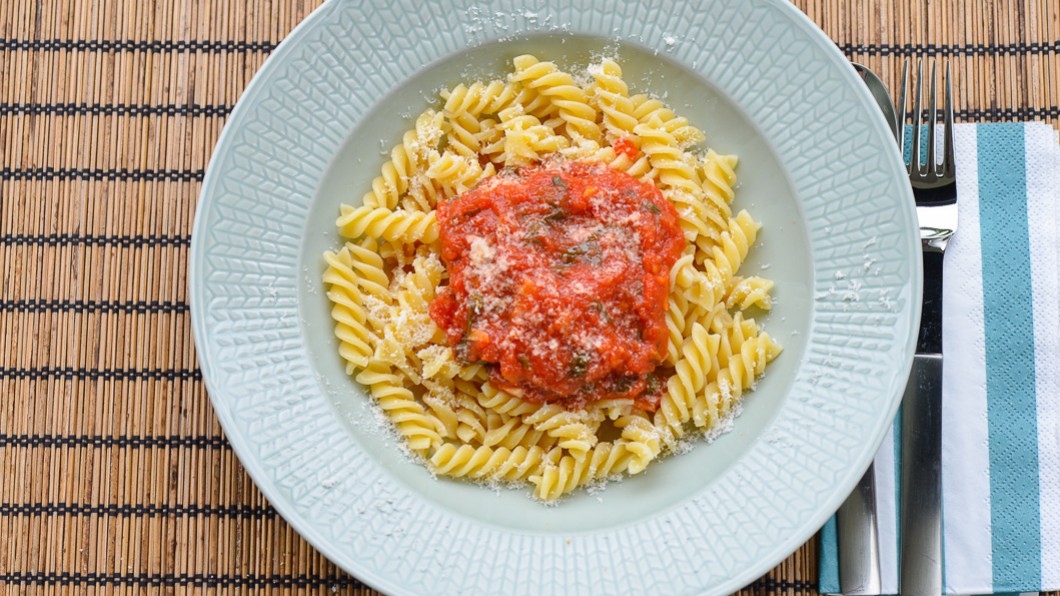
[[899, 353, 944, 595], [837, 464, 882, 595]]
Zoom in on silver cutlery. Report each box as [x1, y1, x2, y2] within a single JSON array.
[[898, 58, 957, 596], [835, 62, 898, 596]]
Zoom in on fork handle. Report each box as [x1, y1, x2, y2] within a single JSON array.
[[916, 250, 944, 353], [899, 353, 943, 595]]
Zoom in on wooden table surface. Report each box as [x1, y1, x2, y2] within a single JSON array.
[[1, 0, 1057, 593]]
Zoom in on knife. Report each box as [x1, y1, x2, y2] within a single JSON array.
[[835, 63, 899, 596]]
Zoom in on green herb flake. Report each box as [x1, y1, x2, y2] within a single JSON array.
[[523, 221, 543, 242], [464, 294, 483, 337], [643, 201, 662, 214], [592, 301, 613, 323], [543, 207, 567, 224], [614, 375, 637, 393], [646, 373, 662, 394], [459, 207, 483, 221], [517, 354, 531, 368], [551, 175, 568, 189], [562, 244, 585, 264], [569, 352, 589, 378], [562, 236, 602, 265]]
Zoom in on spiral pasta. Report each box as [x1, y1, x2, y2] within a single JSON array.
[[431, 444, 550, 482], [323, 247, 378, 372], [356, 359, 441, 453], [337, 204, 439, 244], [323, 56, 780, 501], [530, 441, 639, 501], [362, 111, 446, 211], [427, 151, 496, 195], [522, 404, 604, 454], [498, 106, 570, 166], [656, 322, 721, 435], [589, 58, 639, 139], [441, 80, 517, 118], [511, 55, 602, 142]]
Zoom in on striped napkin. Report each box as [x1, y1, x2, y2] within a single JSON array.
[[819, 122, 1060, 595]]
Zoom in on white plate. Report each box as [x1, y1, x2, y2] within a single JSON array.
[[190, 0, 920, 593]]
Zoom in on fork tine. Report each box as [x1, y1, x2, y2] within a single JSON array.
[[927, 60, 938, 176], [942, 61, 955, 176], [898, 59, 909, 163], [911, 59, 924, 174]]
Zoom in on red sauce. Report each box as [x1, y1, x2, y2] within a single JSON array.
[[613, 137, 639, 160], [430, 161, 685, 410]]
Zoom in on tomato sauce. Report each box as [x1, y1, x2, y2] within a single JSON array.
[[612, 137, 639, 160], [429, 161, 685, 410]]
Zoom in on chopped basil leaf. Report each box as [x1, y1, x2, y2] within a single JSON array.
[[465, 294, 483, 337], [643, 201, 661, 214], [614, 375, 637, 393], [592, 301, 613, 323], [517, 354, 530, 368], [562, 244, 584, 264], [646, 373, 662, 394], [569, 352, 589, 377], [523, 221, 543, 242], [543, 206, 567, 224], [562, 236, 601, 265], [460, 207, 483, 221]]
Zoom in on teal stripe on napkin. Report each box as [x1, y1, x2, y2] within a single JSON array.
[[820, 517, 840, 593], [976, 123, 1042, 589]]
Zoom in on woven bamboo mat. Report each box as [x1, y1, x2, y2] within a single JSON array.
[[1, 0, 1056, 593]]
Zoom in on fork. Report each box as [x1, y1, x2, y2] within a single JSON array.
[[898, 58, 957, 595]]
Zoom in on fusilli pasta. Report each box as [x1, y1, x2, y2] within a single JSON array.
[[323, 55, 781, 501]]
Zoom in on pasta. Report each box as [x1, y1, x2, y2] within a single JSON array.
[[323, 56, 781, 501]]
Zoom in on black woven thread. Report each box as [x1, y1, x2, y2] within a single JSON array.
[[0, 300, 188, 314], [0, 103, 230, 117], [745, 577, 817, 592], [0, 503, 275, 519], [0, 368, 201, 381], [838, 40, 1060, 57], [0, 233, 190, 248], [959, 106, 1060, 120], [3, 102, 1056, 126], [907, 106, 1060, 122], [0, 39, 277, 52], [0, 573, 360, 589], [0, 434, 227, 449], [3, 37, 1059, 57], [1, 168, 204, 182]]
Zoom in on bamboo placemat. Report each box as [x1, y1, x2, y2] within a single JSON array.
[[1, 1, 1057, 593]]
